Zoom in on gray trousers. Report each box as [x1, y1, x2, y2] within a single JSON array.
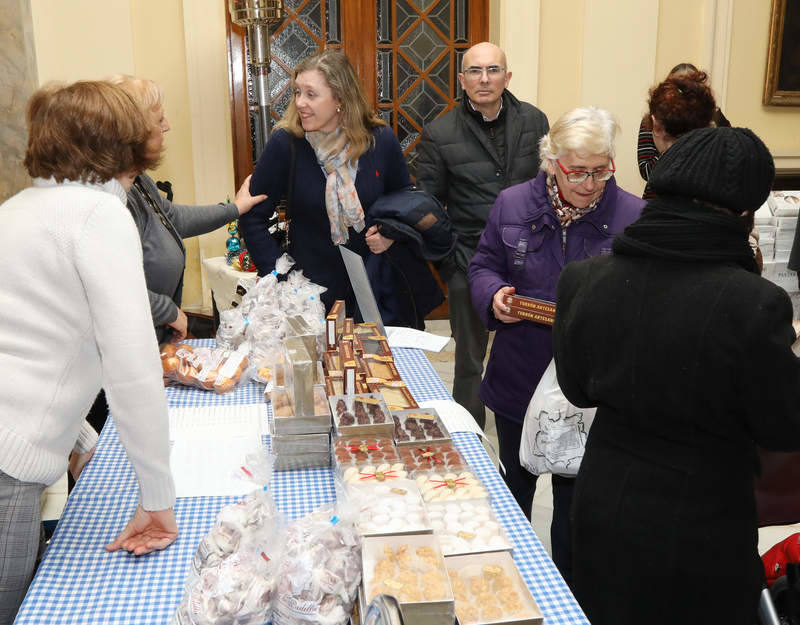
[[0, 471, 45, 625], [448, 268, 489, 430]]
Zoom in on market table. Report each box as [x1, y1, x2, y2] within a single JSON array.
[[15, 342, 588, 625]]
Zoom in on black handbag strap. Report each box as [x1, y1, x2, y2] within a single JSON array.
[[286, 134, 296, 220]]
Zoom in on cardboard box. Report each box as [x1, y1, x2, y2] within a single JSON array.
[[326, 299, 346, 350], [501, 294, 555, 325], [340, 339, 357, 395]]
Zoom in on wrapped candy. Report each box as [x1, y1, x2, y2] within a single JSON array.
[[173, 551, 279, 625], [173, 487, 284, 625], [272, 504, 362, 625], [189, 487, 281, 581]]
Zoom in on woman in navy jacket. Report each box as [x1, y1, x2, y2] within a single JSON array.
[[240, 50, 413, 315], [468, 107, 644, 585]]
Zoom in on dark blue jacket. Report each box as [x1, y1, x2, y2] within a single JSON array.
[[366, 189, 454, 328], [241, 126, 412, 313]]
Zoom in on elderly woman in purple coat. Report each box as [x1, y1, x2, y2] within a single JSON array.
[[467, 106, 644, 585]]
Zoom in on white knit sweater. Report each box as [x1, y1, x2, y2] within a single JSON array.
[[0, 178, 175, 511]]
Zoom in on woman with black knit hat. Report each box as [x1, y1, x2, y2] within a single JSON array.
[[552, 127, 800, 625]]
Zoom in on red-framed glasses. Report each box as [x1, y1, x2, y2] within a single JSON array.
[[556, 158, 616, 183]]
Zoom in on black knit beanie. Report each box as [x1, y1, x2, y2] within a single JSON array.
[[649, 126, 775, 214]]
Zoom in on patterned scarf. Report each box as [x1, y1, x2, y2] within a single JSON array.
[[546, 175, 600, 229], [305, 128, 363, 245]]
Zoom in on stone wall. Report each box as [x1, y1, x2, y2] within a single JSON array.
[[0, 0, 37, 202]]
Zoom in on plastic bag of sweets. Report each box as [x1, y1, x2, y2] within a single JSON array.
[[272, 503, 362, 625]]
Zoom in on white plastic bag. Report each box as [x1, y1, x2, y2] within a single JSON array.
[[519, 359, 596, 477]]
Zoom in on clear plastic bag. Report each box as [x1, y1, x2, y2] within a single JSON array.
[[160, 344, 252, 393], [174, 485, 285, 625], [216, 253, 327, 380], [272, 503, 362, 625]]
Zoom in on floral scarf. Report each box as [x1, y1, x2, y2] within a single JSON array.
[[546, 175, 600, 229], [305, 128, 363, 245]]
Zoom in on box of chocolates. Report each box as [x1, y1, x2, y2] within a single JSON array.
[[333, 436, 400, 467], [329, 393, 394, 438], [415, 471, 488, 503], [347, 479, 430, 536], [362, 535, 455, 625], [445, 552, 543, 624], [397, 443, 466, 473], [424, 499, 511, 555], [391, 408, 451, 446]]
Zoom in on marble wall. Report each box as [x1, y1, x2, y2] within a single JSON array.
[[1, 0, 37, 203]]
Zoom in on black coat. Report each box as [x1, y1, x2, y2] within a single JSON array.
[[553, 251, 800, 625], [365, 189, 453, 329], [415, 91, 549, 277]]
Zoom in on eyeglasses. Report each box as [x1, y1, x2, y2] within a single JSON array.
[[462, 65, 506, 79], [556, 159, 616, 183]]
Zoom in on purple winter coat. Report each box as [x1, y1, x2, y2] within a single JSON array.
[[468, 171, 645, 423]]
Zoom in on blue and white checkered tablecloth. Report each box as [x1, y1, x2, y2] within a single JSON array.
[[16, 341, 588, 625]]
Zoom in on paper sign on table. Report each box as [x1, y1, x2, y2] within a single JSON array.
[[385, 326, 451, 352]]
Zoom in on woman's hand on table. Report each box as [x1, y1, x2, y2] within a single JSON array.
[[168, 308, 188, 342], [68, 446, 95, 482], [105, 505, 179, 555], [234, 174, 268, 216], [492, 285, 521, 324], [365, 224, 394, 254]]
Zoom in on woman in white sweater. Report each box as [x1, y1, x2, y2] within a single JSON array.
[[0, 80, 178, 624]]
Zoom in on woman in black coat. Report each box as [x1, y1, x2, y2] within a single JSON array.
[[552, 127, 800, 625]]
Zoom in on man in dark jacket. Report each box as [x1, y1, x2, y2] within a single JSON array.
[[415, 41, 549, 429]]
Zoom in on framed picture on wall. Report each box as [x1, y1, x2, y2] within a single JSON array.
[[764, 0, 800, 105]]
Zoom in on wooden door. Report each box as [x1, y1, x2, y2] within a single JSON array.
[[226, 0, 488, 317]]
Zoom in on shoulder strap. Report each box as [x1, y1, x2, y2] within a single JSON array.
[[286, 134, 296, 218]]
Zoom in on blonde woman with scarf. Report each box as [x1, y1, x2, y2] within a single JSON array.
[[240, 49, 415, 315]]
